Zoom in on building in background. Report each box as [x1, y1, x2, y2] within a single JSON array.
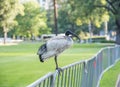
[[20, 0, 52, 9], [37, 0, 52, 9]]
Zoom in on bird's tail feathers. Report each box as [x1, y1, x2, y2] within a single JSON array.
[[38, 44, 47, 62]]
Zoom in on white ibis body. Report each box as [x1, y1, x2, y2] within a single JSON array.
[[37, 30, 80, 70]]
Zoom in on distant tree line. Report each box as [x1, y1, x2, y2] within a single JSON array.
[[0, 0, 120, 44]]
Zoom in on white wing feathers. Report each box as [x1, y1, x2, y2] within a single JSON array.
[[41, 36, 73, 60]]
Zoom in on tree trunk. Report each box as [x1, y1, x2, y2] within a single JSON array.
[[3, 26, 8, 44], [115, 18, 120, 45], [104, 21, 108, 36], [88, 21, 93, 43], [53, 0, 58, 36]]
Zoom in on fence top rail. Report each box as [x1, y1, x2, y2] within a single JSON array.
[[61, 45, 118, 70], [86, 45, 117, 62], [62, 60, 85, 70], [27, 72, 53, 87]]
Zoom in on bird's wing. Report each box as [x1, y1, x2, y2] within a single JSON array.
[[37, 43, 47, 55], [47, 36, 71, 52], [41, 36, 73, 60]]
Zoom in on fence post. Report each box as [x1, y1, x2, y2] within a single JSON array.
[[81, 61, 88, 87], [115, 45, 119, 60], [108, 47, 110, 66], [50, 70, 58, 87], [116, 75, 120, 87]]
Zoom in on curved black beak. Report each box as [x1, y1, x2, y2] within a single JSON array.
[[65, 30, 81, 42], [72, 33, 81, 42]]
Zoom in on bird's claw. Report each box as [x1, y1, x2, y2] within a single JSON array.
[[56, 68, 63, 75]]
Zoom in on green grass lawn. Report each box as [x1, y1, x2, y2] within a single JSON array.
[[0, 42, 111, 87], [100, 60, 120, 87]]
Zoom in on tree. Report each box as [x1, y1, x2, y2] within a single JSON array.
[[55, 0, 109, 36], [74, 0, 120, 44], [57, 7, 73, 33], [97, 0, 120, 44], [15, 1, 51, 40], [0, 0, 24, 44]]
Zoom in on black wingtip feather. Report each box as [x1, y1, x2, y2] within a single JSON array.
[[39, 55, 44, 62]]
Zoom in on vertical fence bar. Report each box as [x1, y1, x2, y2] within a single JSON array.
[[78, 63, 82, 87], [67, 67, 71, 87]]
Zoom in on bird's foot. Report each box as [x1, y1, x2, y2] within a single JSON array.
[[85, 69, 88, 74], [56, 67, 63, 75]]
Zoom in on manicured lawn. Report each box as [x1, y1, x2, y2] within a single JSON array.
[[100, 60, 120, 87], [0, 42, 108, 87]]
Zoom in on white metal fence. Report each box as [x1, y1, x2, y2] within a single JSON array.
[[27, 45, 120, 87], [116, 75, 120, 87]]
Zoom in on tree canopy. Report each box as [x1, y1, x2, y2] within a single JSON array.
[[56, 0, 120, 44], [0, 0, 24, 44], [14, 1, 50, 40]]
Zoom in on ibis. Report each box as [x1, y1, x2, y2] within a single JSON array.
[[37, 30, 80, 71]]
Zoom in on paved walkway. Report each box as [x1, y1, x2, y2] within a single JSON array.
[[0, 43, 18, 46]]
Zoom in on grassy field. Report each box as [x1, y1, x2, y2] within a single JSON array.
[[0, 42, 112, 87], [100, 60, 120, 87]]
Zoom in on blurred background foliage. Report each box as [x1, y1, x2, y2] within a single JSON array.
[[0, 0, 120, 43]]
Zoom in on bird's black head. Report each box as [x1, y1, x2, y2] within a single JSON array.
[[65, 30, 73, 36], [65, 30, 81, 42]]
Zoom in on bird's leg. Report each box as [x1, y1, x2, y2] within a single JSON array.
[[54, 55, 62, 73], [54, 55, 58, 69]]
